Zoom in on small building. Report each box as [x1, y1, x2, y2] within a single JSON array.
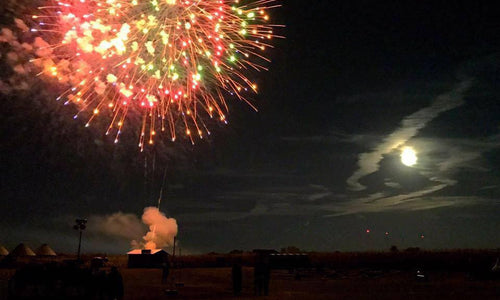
[[252, 249, 279, 268], [269, 253, 310, 269], [252, 249, 279, 257], [127, 249, 169, 268]]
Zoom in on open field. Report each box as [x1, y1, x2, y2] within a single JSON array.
[[121, 267, 500, 300], [1, 251, 499, 299]]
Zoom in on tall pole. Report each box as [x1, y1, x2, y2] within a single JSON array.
[[77, 230, 83, 260], [74, 219, 87, 261], [173, 236, 176, 258]]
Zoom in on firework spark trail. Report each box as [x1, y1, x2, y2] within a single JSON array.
[[29, 0, 280, 150]]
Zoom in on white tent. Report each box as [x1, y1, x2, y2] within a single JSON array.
[[0, 245, 8, 256], [492, 258, 500, 272], [10, 243, 36, 257], [35, 244, 57, 256]]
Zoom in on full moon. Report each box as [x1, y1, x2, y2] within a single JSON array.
[[401, 147, 417, 166]]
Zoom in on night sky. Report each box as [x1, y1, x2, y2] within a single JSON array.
[[1, 1, 500, 254]]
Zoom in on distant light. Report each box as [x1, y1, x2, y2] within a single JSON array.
[[366, 229, 370, 233]]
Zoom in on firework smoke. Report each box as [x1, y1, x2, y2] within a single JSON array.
[[137, 206, 178, 250], [90, 211, 145, 241], [90, 207, 177, 250]]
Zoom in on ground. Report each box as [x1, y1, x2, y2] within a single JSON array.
[[1, 253, 499, 299], [122, 267, 499, 300]]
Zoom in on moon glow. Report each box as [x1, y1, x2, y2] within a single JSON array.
[[401, 147, 417, 166]]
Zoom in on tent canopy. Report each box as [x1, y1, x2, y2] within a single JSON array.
[[10, 243, 36, 256], [36, 244, 57, 256], [0, 245, 8, 256]]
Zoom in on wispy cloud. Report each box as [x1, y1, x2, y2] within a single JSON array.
[[174, 184, 334, 223], [346, 80, 473, 191], [384, 179, 402, 189], [325, 182, 450, 216], [324, 195, 491, 217], [328, 134, 500, 216]]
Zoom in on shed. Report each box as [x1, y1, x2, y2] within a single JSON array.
[[269, 253, 310, 269], [252, 249, 278, 254], [127, 249, 169, 268]]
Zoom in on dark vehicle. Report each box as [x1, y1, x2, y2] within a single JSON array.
[[8, 262, 124, 300], [8, 263, 92, 299]]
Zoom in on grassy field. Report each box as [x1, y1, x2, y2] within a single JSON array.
[[1, 251, 499, 299], [122, 267, 500, 300]]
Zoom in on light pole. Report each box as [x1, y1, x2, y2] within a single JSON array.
[[73, 218, 87, 261]]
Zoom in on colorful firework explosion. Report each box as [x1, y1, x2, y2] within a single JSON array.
[[31, 0, 280, 150]]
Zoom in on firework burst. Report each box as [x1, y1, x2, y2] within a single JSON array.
[[30, 0, 280, 150]]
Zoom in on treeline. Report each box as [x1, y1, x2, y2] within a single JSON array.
[[167, 249, 499, 271], [307, 249, 498, 271]]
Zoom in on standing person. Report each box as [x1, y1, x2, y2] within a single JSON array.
[[94, 269, 108, 300], [254, 254, 271, 296], [262, 257, 271, 296], [107, 267, 124, 300], [232, 263, 242, 296], [161, 260, 170, 284], [254, 261, 264, 296]]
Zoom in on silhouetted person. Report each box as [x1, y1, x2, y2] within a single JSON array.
[[254, 257, 270, 296], [254, 263, 262, 295], [108, 267, 124, 300], [262, 260, 270, 296], [162, 260, 170, 284], [94, 270, 108, 300], [232, 263, 242, 296]]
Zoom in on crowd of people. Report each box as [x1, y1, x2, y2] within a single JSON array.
[[9, 255, 277, 298]]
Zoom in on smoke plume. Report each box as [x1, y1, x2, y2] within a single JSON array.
[[89, 207, 177, 250], [90, 212, 145, 240], [138, 207, 178, 250]]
